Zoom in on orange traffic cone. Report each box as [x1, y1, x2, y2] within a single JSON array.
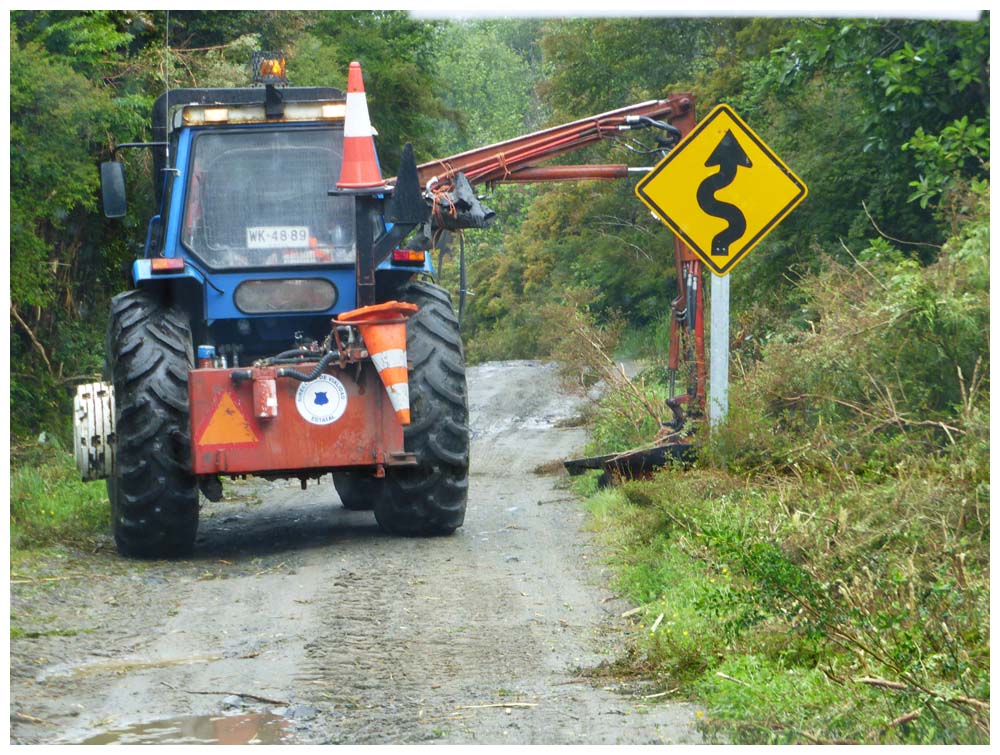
[[336, 61, 384, 189], [336, 301, 419, 424]]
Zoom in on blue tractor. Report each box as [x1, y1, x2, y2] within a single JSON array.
[[76, 51, 697, 559], [78, 55, 485, 557]]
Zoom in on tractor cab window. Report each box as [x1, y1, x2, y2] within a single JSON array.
[[181, 127, 355, 269]]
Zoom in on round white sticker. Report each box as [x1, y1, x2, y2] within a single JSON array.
[[295, 374, 348, 425]]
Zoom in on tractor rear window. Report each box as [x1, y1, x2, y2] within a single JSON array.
[[181, 127, 355, 269]]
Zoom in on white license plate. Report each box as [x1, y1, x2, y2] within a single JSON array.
[[246, 226, 310, 249]]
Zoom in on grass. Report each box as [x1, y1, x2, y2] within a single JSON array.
[[580, 462, 989, 744], [567, 203, 990, 743], [10, 437, 109, 556], [10, 626, 93, 639]]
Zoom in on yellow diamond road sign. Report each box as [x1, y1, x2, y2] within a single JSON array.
[[635, 104, 807, 276]]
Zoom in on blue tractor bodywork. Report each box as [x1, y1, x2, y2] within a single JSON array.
[[121, 85, 433, 361]]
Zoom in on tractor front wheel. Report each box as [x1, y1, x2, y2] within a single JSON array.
[[374, 281, 469, 536], [106, 289, 199, 558]]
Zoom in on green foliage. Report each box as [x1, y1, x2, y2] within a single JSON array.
[[10, 438, 110, 553], [35, 10, 133, 74], [9, 31, 114, 308], [420, 19, 547, 337], [768, 17, 988, 238], [458, 15, 989, 358], [904, 119, 989, 210], [292, 11, 450, 172], [539, 18, 730, 115], [720, 188, 988, 478], [434, 19, 546, 154]]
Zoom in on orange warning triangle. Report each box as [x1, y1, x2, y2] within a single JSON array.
[[198, 392, 259, 445]]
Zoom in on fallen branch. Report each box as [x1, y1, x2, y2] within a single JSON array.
[[716, 672, 752, 688], [252, 561, 287, 578], [950, 695, 991, 711], [776, 392, 965, 440], [798, 730, 860, 745], [885, 708, 922, 730], [855, 676, 908, 692], [455, 702, 538, 710], [854, 677, 990, 710]]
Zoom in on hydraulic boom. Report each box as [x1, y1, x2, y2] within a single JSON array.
[[394, 93, 706, 419]]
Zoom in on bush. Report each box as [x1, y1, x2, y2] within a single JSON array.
[[707, 186, 989, 478], [580, 190, 989, 743]]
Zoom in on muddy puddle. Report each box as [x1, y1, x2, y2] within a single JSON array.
[[72, 712, 295, 745]]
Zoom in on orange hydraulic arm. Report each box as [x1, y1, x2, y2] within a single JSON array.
[[397, 95, 695, 190], [389, 93, 705, 417]]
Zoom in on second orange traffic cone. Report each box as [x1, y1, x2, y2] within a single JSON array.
[[336, 61, 384, 189], [337, 301, 419, 425]]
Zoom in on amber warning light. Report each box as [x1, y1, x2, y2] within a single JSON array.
[[252, 51, 287, 85], [151, 258, 185, 274], [391, 249, 426, 266]]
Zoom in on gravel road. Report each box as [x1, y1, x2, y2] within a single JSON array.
[[9, 360, 701, 745]]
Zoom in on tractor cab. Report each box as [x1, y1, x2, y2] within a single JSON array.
[[100, 53, 432, 365]]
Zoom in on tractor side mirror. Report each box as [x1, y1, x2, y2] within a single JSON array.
[[100, 161, 127, 218]]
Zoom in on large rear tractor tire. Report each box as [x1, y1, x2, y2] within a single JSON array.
[[374, 280, 469, 536], [106, 289, 199, 558]]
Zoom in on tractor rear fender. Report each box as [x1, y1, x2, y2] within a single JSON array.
[[130, 274, 206, 333]]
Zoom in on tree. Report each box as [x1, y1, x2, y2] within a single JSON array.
[[8, 10, 455, 436], [292, 11, 450, 173]]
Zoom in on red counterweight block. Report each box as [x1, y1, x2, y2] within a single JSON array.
[[188, 364, 406, 475]]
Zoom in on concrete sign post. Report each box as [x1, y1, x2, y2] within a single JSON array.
[[709, 274, 729, 427]]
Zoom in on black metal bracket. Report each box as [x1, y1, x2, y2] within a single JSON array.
[[330, 143, 430, 306], [265, 84, 285, 119]]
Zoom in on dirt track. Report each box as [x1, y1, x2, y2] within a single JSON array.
[[9, 360, 701, 745]]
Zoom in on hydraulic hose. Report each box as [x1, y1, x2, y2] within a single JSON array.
[[276, 351, 338, 382], [270, 347, 322, 362]]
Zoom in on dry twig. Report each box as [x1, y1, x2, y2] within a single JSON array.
[[715, 672, 752, 688], [10, 305, 53, 374], [862, 201, 943, 250], [885, 708, 922, 730], [169, 686, 290, 706], [13, 712, 51, 725], [642, 688, 679, 699]]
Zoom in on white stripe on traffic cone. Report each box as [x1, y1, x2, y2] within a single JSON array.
[[336, 61, 384, 189]]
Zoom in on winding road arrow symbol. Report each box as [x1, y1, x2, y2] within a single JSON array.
[[696, 130, 752, 256]]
